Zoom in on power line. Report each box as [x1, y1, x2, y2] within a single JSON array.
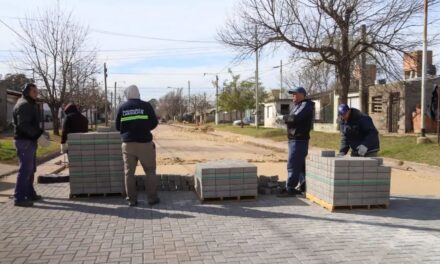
[[90, 29, 218, 44]]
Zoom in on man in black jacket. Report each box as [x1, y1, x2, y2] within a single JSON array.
[[278, 87, 314, 197], [61, 103, 88, 153], [13, 83, 45, 207], [116, 85, 159, 207], [338, 104, 380, 157]]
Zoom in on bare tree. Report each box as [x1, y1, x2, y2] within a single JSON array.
[[190, 93, 212, 124], [218, 0, 439, 103], [286, 62, 335, 95], [15, 8, 97, 135], [156, 89, 186, 121]]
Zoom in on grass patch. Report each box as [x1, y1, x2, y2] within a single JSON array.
[[0, 132, 61, 164], [215, 124, 286, 141], [214, 124, 440, 167]]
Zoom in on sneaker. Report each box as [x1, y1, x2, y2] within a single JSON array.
[[30, 195, 42, 201], [14, 200, 34, 207], [148, 197, 160, 206], [128, 201, 138, 207], [276, 189, 302, 198]]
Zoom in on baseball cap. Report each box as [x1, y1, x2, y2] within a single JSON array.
[[288, 86, 307, 96], [338, 104, 350, 116]]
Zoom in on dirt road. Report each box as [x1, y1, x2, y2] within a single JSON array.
[[148, 124, 440, 197]]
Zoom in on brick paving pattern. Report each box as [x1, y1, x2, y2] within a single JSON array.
[[0, 183, 439, 263]]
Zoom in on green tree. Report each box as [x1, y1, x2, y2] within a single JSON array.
[[0, 73, 33, 92], [219, 70, 266, 128]]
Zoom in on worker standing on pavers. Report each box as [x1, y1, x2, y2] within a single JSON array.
[[337, 104, 380, 157], [116, 85, 160, 207], [60, 103, 88, 153], [278, 87, 314, 197], [12, 83, 47, 207]]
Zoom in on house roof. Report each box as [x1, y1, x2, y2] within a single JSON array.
[[7, 89, 45, 103]]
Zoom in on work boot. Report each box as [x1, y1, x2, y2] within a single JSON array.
[[30, 194, 43, 201], [14, 200, 34, 207], [148, 197, 160, 206], [277, 188, 302, 197]]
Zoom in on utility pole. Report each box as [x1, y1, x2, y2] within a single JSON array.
[[280, 60, 283, 95], [420, 0, 428, 139], [255, 25, 260, 128], [104, 63, 108, 126], [188, 80, 191, 113], [114, 82, 117, 120], [110, 92, 113, 120], [215, 75, 219, 125], [359, 24, 368, 114]]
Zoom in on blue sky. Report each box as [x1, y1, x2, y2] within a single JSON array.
[[0, 0, 439, 102]]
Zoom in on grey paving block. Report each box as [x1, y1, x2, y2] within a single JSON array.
[[321, 150, 336, 157]]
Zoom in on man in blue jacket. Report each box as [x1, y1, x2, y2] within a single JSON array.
[[116, 85, 159, 207], [338, 104, 380, 157], [278, 87, 314, 197]]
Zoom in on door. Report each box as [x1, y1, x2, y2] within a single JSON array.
[[388, 92, 400, 133]]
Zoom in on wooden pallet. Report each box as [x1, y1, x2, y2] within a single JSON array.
[[69, 192, 123, 199], [195, 189, 257, 203], [305, 192, 389, 212]]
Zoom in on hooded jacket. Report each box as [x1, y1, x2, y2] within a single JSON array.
[[339, 108, 380, 155], [283, 99, 314, 140], [61, 104, 89, 144], [13, 88, 43, 141], [116, 85, 158, 143]]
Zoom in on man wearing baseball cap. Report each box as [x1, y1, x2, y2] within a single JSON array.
[[278, 86, 314, 197], [338, 104, 380, 157]]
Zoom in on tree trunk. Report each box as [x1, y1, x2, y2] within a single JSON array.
[[50, 107, 61, 135], [337, 63, 351, 104], [240, 111, 244, 128], [338, 23, 351, 105]]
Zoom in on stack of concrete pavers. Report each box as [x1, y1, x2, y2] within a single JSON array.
[[135, 174, 194, 191], [68, 132, 124, 196], [258, 176, 285, 195], [306, 150, 391, 207], [194, 160, 258, 200]]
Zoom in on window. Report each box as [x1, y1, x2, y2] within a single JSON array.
[[372, 96, 383, 113]]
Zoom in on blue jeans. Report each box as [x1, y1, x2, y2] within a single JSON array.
[[14, 140, 37, 202], [286, 140, 309, 192]]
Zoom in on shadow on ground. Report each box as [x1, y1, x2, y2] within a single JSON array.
[[28, 190, 440, 234]]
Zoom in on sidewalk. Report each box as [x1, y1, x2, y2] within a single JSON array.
[[0, 154, 67, 203], [0, 163, 18, 178]]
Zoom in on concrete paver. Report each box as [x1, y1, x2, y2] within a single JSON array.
[[0, 154, 66, 203], [0, 183, 439, 263]]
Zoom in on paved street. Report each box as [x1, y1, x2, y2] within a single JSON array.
[[1, 184, 440, 264], [1, 125, 440, 264]]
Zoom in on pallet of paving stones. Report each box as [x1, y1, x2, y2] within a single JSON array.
[[306, 150, 391, 212], [135, 174, 195, 191], [194, 160, 258, 202], [67, 132, 125, 198], [305, 192, 388, 212], [258, 175, 286, 195]]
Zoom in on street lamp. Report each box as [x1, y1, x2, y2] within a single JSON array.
[[273, 60, 283, 98], [204, 73, 219, 125]]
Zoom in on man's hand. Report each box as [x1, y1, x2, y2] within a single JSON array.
[[336, 152, 345, 157], [357, 145, 368, 156]]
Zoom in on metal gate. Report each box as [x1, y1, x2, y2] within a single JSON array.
[[388, 92, 400, 133]]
